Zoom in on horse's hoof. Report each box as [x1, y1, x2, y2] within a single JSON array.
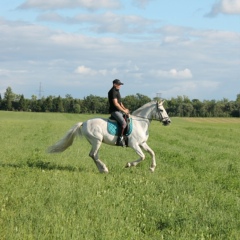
[[125, 163, 131, 168], [149, 167, 155, 173], [104, 168, 109, 173], [100, 168, 109, 173]]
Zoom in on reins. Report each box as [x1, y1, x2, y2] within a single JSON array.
[[133, 114, 166, 122], [131, 115, 152, 121]]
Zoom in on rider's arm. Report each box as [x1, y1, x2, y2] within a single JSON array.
[[120, 103, 129, 114], [113, 99, 129, 114]]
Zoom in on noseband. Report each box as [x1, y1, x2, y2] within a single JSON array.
[[155, 102, 169, 123]]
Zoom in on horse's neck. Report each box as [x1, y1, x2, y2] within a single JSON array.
[[132, 102, 154, 119]]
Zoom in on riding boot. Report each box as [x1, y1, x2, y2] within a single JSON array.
[[116, 127, 126, 147]]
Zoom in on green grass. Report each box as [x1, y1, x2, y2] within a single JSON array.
[[0, 112, 240, 239]]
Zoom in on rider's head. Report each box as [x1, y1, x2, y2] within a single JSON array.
[[113, 79, 124, 88]]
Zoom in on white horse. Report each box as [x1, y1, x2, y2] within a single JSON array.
[[47, 100, 171, 173]]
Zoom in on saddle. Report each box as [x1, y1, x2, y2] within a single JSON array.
[[107, 115, 133, 146]]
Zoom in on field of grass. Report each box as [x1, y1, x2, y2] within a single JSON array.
[[0, 111, 240, 239]]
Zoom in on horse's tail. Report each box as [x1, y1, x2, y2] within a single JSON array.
[[47, 122, 83, 153]]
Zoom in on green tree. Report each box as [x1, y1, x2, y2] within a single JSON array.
[[64, 94, 73, 113], [29, 95, 38, 112], [18, 95, 27, 111], [53, 96, 64, 112], [182, 103, 194, 117], [73, 103, 81, 113], [82, 95, 102, 113], [123, 94, 151, 112], [135, 93, 151, 108], [202, 100, 216, 117], [0, 94, 2, 110], [3, 87, 15, 110], [192, 99, 203, 117], [43, 96, 54, 112], [165, 97, 176, 116], [234, 94, 240, 117]]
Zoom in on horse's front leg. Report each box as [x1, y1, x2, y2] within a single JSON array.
[[125, 144, 145, 168], [125, 142, 156, 172], [140, 142, 156, 172]]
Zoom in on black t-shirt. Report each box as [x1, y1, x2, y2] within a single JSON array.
[[108, 87, 121, 113]]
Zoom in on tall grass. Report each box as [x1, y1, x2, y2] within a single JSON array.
[[0, 111, 240, 239]]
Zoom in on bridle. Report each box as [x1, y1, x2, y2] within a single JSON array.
[[154, 102, 169, 123], [132, 102, 168, 123]]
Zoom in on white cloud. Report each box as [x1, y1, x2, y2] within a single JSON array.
[[199, 80, 220, 89], [161, 80, 221, 100], [163, 36, 181, 44], [18, 0, 121, 10], [78, 12, 154, 34], [206, 0, 240, 17], [50, 34, 91, 46], [0, 69, 27, 75], [191, 29, 240, 41], [132, 0, 155, 8], [49, 32, 120, 51], [110, 68, 119, 75], [38, 11, 157, 34], [150, 68, 193, 79], [125, 60, 140, 73], [162, 81, 197, 98], [75, 66, 119, 76], [37, 12, 64, 22], [75, 66, 95, 75]]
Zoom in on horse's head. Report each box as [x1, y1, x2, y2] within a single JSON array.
[[155, 100, 171, 126]]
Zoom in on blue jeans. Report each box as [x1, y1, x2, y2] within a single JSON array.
[[111, 111, 127, 128]]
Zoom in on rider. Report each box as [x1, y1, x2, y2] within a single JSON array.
[[108, 79, 130, 147]]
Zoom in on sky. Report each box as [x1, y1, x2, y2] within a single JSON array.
[[0, 0, 239, 101]]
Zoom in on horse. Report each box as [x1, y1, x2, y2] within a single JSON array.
[[47, 100, 171, 173]]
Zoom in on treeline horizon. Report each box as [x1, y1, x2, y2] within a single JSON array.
[[1, 86, 240, 117]]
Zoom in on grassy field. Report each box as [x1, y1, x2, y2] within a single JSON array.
[[0, 111, 240, 239]]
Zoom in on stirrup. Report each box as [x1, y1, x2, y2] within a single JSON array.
[[116, 136, 126, 147]]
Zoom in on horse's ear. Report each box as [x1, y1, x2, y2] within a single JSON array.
[[157, 99, 165, 105]]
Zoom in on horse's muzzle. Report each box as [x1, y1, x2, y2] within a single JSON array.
[[162, 119, 171, 126]]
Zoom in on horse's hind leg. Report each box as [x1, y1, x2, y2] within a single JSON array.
[[89, 141, 109, 173]]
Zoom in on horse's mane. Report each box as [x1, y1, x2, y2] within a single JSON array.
[[132, 101, 155, 116]]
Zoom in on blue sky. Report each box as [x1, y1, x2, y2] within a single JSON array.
[[0, 0, 239, 101]]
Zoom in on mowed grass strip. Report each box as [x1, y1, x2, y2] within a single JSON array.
[[185, 117, 240, 123], [0, 111, 240, 239]]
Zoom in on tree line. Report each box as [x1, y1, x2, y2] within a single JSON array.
[[1, 87, 240, 117]]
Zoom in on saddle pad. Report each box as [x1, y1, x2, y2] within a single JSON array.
[[107, 118, 133, 136]]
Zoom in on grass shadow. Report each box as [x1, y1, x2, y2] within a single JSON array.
[[27, 159, 84, 172], [0, 160, 84, 172], [0, 163, 24, 168]]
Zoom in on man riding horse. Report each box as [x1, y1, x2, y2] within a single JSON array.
[[108, 79, 130, 147]]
